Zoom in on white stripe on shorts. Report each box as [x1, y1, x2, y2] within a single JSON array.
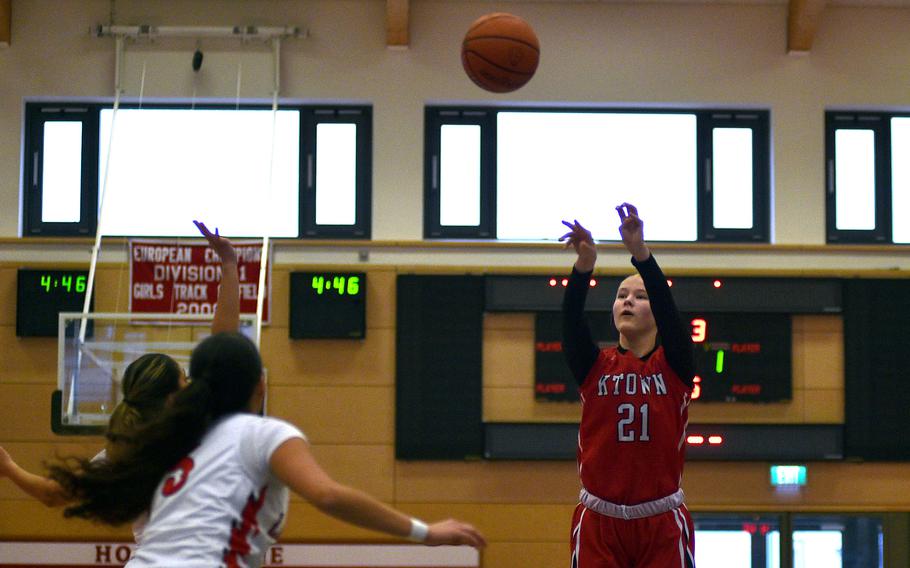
[[672, 508, 686, 567], [671, 506, 696, 568], [571, 507, 586, 568]]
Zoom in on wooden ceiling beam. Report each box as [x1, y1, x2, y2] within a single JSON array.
[[386, 0, 409, 48], [0, 0, 11, 47], [787, 0, 827, 53]]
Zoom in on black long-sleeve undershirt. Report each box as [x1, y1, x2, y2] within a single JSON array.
[[562, 254, 695, 388]]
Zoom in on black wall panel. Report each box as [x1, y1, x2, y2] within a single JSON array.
[[844, 279, 910, 460], [396, 275, 484, 459]]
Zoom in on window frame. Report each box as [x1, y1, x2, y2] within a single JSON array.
[[424, 105, 771, 242], [23, 101, 372, 239], [301, 106, 372, 239], [825, 111, 892, 244], [23, 104, 100, 236], [423, 107, 497, 238], [699, 110, 771, 242]]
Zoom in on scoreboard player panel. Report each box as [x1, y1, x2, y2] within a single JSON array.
[[534, 311, 792, 403]]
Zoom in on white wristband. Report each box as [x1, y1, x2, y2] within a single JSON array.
[[408, 518, 429, 543]]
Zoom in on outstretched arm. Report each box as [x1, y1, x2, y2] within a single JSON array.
[[194, 221, 240, 335], [270, 438, 486, 548], [0, 446, 69, 507], [559, 220, 600, 385], [616, 203, 695, 385]]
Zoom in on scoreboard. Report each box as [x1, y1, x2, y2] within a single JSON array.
[[534, 311, 792, 402], [483, 273, 840, 404]]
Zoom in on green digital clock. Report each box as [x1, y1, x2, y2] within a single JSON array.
[[289, 272, 366, 339], [17, 269, 93, 337], [310, 274, 361, 296], [39, 272, 87, 293]]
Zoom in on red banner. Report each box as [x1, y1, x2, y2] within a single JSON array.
[[130, 240, 270, 323]]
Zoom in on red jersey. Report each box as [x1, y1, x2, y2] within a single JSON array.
[[577, 345, 692, 505]]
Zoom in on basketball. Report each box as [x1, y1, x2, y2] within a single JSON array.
[[461, 13, 540, 93]]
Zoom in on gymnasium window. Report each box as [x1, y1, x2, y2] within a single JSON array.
[[23, 103, 372, 238], [693, 514, 781, 567], [826, 111, 910, 244], [424, 106, 770, 242], [692, 513, 884, 568]]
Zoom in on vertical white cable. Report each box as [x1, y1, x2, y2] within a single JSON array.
[[80, 58, 144, 343], [72, 36, 126, 421], [235, 61, 243, 110], [255, 95, 278, 348], [256, 39, 281, 348], [138, 60, 147, 108]]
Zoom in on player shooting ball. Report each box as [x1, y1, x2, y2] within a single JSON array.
[[560, 203, 696, 567]]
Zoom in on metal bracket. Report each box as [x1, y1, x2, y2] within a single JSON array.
[[95, 24, 304, 98]]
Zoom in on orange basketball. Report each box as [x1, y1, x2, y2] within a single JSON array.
[[461, 13, 540, 93]]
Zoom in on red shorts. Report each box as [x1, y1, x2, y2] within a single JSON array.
[[570, 502, 695, 567]]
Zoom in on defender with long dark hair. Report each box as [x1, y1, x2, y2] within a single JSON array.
[[50, 332, 485, 566], [0, 221, 238, 511]]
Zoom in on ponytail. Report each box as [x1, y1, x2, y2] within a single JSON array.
[[49, 332, 262, 526], [105, 353, 181, 461]]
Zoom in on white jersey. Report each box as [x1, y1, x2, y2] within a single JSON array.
[[127, 414, 305, 568]]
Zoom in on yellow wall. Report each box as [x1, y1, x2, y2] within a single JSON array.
[[3, 260, 910, 568], [3, 1, 910, 567]]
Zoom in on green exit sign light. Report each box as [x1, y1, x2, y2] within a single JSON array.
[[770, 465, 807, 487]]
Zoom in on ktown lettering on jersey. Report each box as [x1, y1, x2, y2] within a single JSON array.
[[597, 373, 667, 397]]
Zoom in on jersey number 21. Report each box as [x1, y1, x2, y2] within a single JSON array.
[[617, 403, 650, 442]]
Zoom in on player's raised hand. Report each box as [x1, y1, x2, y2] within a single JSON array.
[[194, 220, 241, 334], [560, 219, 597, 272], [194, 221, 237, 264], [615, 203, 650, 262], [425, 519, 487, 549]]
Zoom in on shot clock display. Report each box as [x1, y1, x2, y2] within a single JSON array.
[[17, 269, 93, 337], [289, 272, 366, 339], [534, 311, 791, 403]]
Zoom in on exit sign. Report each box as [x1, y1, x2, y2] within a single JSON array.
[[770, 465, 807, 487]]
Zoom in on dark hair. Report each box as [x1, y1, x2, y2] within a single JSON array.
[[49, 332, 263, 525], [105, 353, 182, 461]]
